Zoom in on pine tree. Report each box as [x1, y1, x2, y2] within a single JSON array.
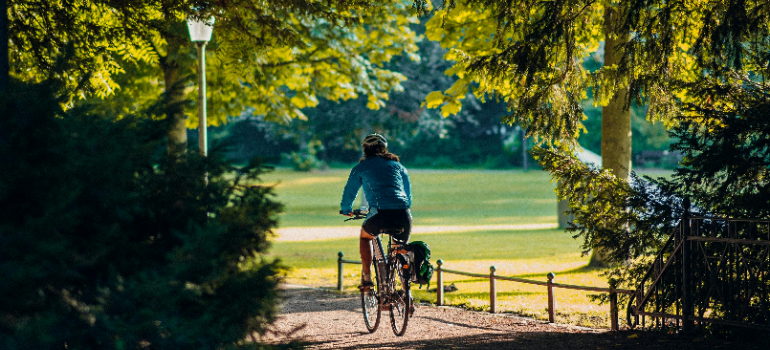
[[0, 80, 286, 349]]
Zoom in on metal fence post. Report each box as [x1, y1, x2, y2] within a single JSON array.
[[337, 252, 344, 291], [436, 259, 444, 306], [682, 197, 693, 333], [547, 272, 555, 323], [490, 266, 497, 313]]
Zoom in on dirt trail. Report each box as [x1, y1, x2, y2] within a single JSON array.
[[264, 285, 764, 350]]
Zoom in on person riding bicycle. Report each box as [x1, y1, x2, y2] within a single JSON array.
[[340, 133, 412, 289]]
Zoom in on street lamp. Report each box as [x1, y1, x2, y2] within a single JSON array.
[[186, 16, 215, 156]]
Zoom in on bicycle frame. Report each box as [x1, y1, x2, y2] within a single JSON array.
[[371, 232, 410, 304], [372, 233, 401, 300]]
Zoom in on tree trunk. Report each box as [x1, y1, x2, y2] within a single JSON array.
[[590, 5, 632, 267], [161, 36, 188, 156]]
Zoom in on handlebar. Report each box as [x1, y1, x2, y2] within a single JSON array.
[[340, 209, 368, 221]]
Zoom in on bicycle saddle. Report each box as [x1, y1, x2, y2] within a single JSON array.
[[379, 228, 404, 235]]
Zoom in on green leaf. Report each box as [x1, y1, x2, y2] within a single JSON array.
[[425, 91, 445, 109]]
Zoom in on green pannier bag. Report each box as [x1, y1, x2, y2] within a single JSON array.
[[406, 241, 434, 289]]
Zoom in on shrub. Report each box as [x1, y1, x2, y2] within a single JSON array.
[[286, 139, 326, 171], [0, 82, 285, 349]]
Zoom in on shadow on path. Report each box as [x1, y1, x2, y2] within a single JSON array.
[[306, 330, 768, 350], [415, 315, 501, 332], [274, 285, 768, 350]]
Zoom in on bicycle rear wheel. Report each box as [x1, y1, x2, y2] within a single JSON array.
[[361, 264, 380, 332], [389, 255, 411, 336]]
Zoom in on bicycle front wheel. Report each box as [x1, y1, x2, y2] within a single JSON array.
[[361, 287, 380, 332], [361, 262, 381, 333], [389, 255, 411, 336]]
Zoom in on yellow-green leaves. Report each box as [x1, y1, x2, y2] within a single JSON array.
[[424, 91, 445, 108], [421, 0, 606, 147], [9, 0, 168, 102], [441, 99, 462, 116], [421, 0, 770, 149], [11, 0, 420, 129], [196, 0, 420, 125]]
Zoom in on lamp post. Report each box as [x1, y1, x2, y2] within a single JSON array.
[[186, 16, 215, 156]]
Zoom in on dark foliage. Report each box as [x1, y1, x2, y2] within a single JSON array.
[[0, 81, 286, 349], [662, 78, 770, 218]]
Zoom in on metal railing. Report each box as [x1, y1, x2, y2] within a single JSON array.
[[630, 209, 770, 331], [336, 252, 634, 331]]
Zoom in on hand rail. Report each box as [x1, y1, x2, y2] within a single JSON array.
[[336, 253, 633, 331]]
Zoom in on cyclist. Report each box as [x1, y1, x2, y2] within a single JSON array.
[[340, 133, 412, 289]]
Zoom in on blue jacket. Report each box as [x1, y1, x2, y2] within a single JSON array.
[[340, 156, 411, 214]]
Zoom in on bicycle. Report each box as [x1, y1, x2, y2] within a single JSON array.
[[342, 209, 413, 336]]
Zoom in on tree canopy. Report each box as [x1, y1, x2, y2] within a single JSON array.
[[9, 0, 422, 151], [229, 28, 522, 170], [423, 0, 770, 144]]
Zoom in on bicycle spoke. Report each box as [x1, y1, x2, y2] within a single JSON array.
[[389, 255, 411, 336]]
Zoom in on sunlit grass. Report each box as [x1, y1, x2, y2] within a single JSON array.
[[259, 168, 557, 227]]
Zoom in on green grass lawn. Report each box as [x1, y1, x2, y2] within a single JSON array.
[[258, 168, 632, 328], [260, 168, 558, 227]]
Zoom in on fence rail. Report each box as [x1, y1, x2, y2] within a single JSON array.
[[336, 252, 634, 331]]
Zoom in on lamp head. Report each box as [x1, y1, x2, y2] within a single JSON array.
[[187, 16, 215, 42]]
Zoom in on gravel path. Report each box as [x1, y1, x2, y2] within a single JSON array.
[[263, 285, 767, 350]]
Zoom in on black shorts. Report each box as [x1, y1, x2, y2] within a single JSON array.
[[363, 209, 412, 242]]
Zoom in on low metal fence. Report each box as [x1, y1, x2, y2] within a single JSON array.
[[336, 252, 634, 331]]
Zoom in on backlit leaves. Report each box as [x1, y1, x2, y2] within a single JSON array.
[[205, 2, 419, 125], [9, 0, 421, 127], [423, 0, 770, 148]]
